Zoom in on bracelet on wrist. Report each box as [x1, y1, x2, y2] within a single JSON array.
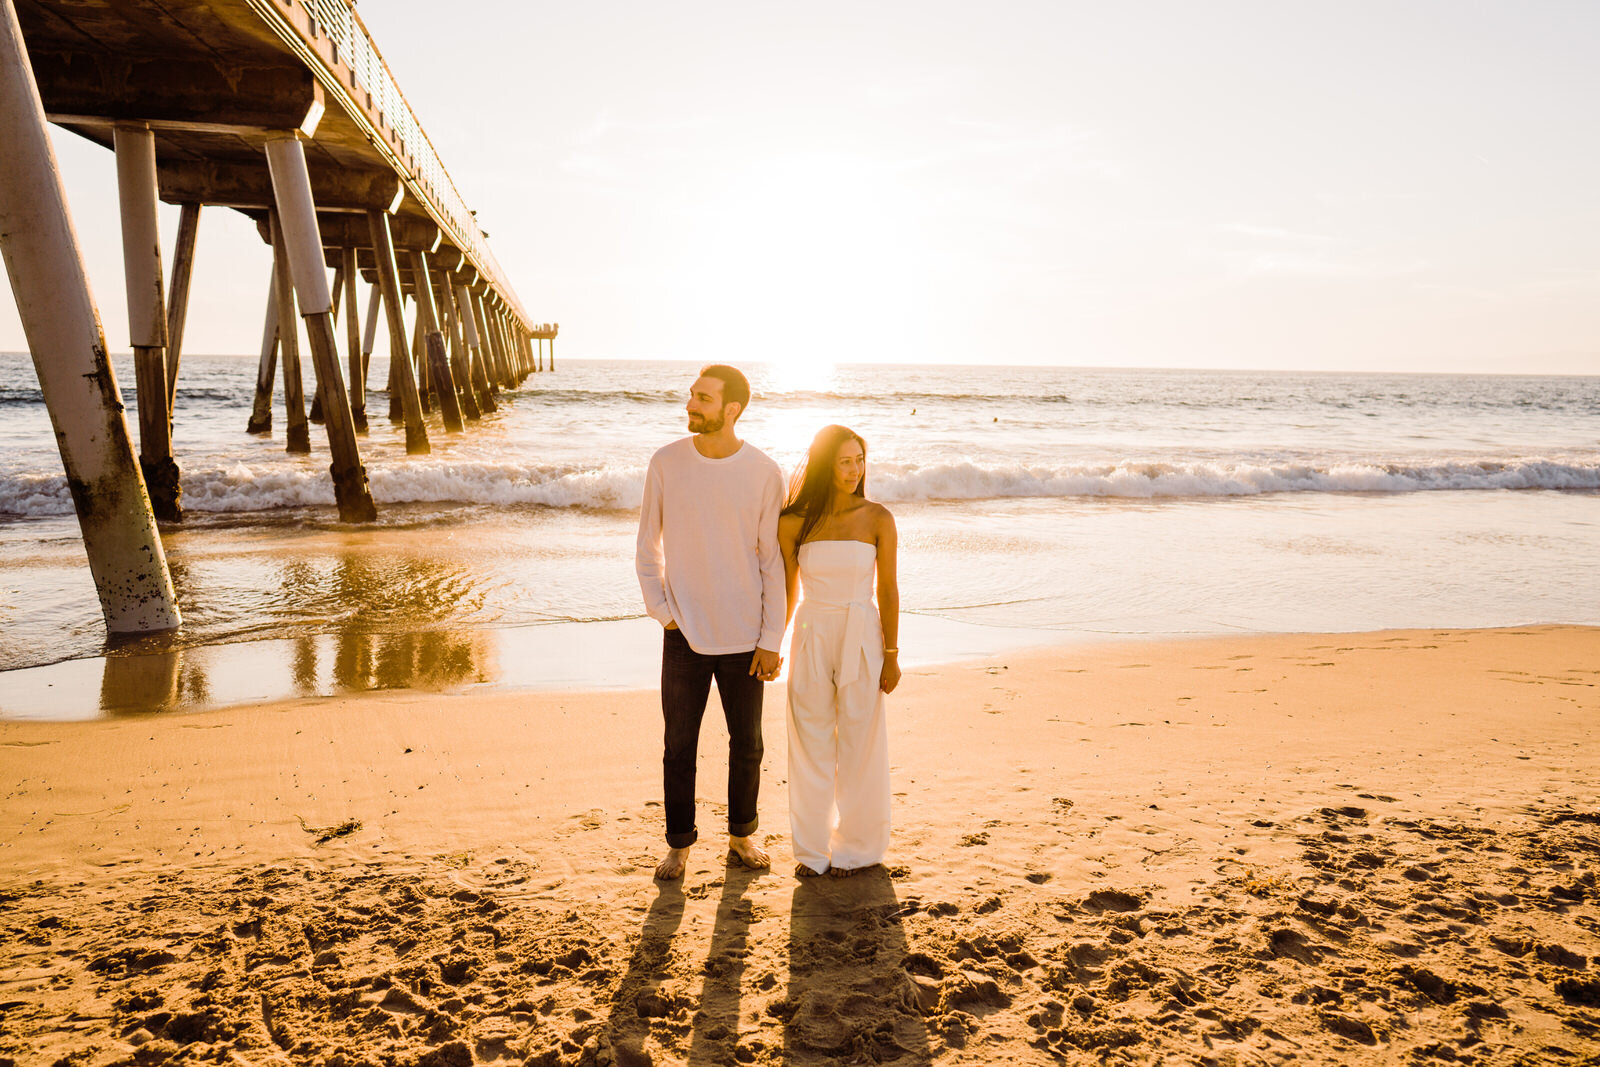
[[884, 647, 899, 654]]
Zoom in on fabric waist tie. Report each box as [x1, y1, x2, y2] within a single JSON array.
[[800, 597, 875, 686]]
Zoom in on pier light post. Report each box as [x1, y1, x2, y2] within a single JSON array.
[[366, 209, 429, 454], [247, 271, 279, 434], [113, 122, 181, 521], [0, 0, 180, 634], [408, 250, 464, 432], [456, 282, 495, 413], [341, 247, 367, 432], [268, 210, 312, 454], [265, 134, 377, 522]]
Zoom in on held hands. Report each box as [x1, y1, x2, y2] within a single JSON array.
[[880, 653, 901, 694], [750, 647, 782, 682]]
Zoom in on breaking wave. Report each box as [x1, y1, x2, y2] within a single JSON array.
[[2, 456, 1596, 517]]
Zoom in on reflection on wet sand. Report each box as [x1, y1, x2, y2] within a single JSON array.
[[98, 650, 208, 714], [93, 629, 500, 717]]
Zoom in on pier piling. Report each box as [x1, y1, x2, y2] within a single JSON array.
[[268, 210, 312, 454], [342, 247, 367, 432], [361, 283, 380, 385], [265, 134, 377, 523], [0, 0, 181, 634], [409, 250, 464, 432], [164, 201, 200, 414], [247, 272, 279, 434], [367, 209, 429, 454], [457, 282, 496, 413], [436, 276, 480, 420], [113, 122, 182, 522]]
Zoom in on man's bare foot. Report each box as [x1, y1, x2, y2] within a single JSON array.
[[795, 863, 825, 878], [655, 846, 692, 880], [828, 865, 857, 879], [727, 835, 770, 870]]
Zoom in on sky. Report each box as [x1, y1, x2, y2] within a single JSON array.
[[2, 0, 1597, 373]]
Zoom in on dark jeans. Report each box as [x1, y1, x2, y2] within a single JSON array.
[[661, 626, 764, 848]]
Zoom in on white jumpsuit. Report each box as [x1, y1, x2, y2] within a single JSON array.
[[786, 539, 891, 874]]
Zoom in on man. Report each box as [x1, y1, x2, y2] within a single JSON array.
[[636, 364, 786, 880]]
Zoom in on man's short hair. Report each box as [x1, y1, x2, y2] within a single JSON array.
[[698, 364, 751, 412]]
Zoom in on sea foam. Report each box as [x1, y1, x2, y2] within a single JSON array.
[[2, 456, 1596, 517]]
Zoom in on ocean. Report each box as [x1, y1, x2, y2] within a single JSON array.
[[1, 354, 1596, 717]]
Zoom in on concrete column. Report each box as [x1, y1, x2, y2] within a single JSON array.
[[489, 304, 516, 382], [265, 135, 377, 523], [341, 248, 366, 432], [113, 122, 182, 522], [471, 289, 507, 392], [548, 327, 556, 371], [366, 209, 429, 454], [410, 301, 433, 413], [456, 282, 496, 413], [268, 210, 311, 454], [361, 281, 380, 385], [435, 277, 479, 420], [164, 201, 200, 412], [247, 271, 278, 434], [308, 263, 340, 425], [0, 1, 180, 634], [504, 312, 526, 383], [537, 337, 544, 373], [409, 250, 463, 432]]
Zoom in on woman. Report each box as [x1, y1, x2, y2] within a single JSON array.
[[778, 425, 900, 878]]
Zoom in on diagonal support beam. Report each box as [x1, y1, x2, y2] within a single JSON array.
[[265, 135, 377, 523], [0, 1, 179, 635]]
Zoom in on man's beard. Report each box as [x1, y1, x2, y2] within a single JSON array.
[[688, 410, 725, 434]]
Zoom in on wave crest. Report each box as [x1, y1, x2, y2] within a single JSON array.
[[1, 457, 1595, 517]]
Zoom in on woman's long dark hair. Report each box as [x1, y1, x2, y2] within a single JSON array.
[[782, 424, 867, 546]]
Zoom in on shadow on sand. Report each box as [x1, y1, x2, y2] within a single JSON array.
[[781, 866, 933, 1065]]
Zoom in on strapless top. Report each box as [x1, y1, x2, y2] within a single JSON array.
[[795, 540, 879, 685]]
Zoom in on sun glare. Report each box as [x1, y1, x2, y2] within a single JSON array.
[[677, 154, 925, 369]]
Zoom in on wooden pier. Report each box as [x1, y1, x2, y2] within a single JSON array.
[[0, 0, 549, 639]]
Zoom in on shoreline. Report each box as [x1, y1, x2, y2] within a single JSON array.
[[2, 624, 1597, 1064], [0, 612, 1135, 722], [5, 614, 1596, 723]]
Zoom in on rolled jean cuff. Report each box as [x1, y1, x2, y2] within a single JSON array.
[[729, 816, 759, 838], [666, 827, 698, 849]]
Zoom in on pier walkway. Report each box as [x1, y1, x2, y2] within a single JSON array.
[[0, 0, 550, 639]]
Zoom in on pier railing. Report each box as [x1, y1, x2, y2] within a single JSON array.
[[248, 0, 530, 328]]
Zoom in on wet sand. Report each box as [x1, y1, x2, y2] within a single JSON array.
[[1, 626, 1597, 1065]]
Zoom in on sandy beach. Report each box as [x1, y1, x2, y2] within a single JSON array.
[[1, 625, 1597, 1066]]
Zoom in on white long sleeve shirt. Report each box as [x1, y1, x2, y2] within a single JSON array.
[[636, 437, 787, 655]]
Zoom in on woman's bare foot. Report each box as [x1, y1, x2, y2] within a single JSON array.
[[794, 864, 825, 878], [655, 846, 692, 880], [827, 865, 858, 879], [727, 835, 770, 870]]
